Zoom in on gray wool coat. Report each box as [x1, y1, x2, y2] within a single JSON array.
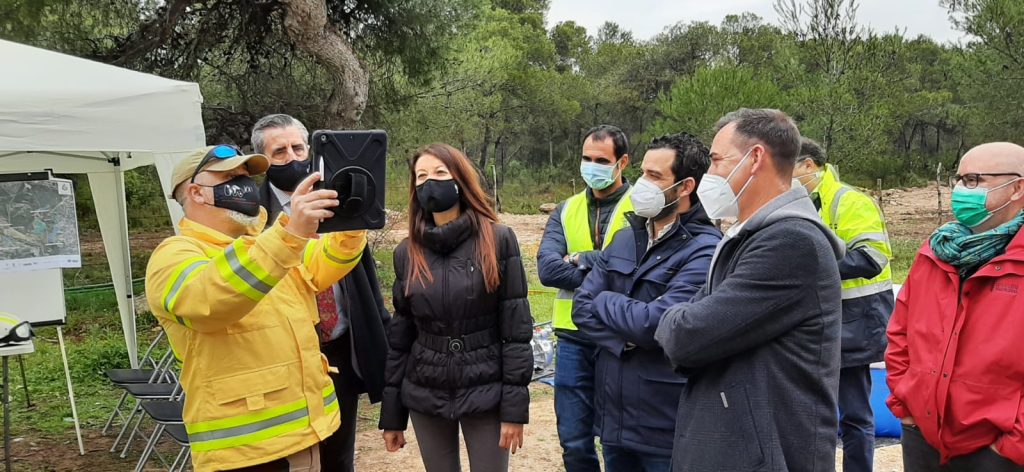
[[655, 187, 845, 472]]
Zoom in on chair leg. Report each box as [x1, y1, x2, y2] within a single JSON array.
[[177, 448, 192, 472], [119, 404, 148, 458], [169, 445, 187, 471], [102, 390, 130, 435], [134, 423, 165, 472], [110, 400, 141, 452]]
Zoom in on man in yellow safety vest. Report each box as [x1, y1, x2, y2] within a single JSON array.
[[792, 137, 894, 472], [537, 125, 633, 472], [145, 145, 366, 471]]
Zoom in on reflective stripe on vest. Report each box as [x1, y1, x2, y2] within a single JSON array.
[[304, 238, 361, 267], [552, 190, 634, 330], [213, 239, 281, 302], [161, 257, 209, 328], [825, 182, 894, 300], [188, 385, 338, 452]]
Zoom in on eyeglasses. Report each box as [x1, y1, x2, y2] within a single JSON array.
[[190, 145, 243, 183], [949, 173, 1022, 189]]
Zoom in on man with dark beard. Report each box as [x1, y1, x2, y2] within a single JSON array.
[[571, 133, 721, 471]]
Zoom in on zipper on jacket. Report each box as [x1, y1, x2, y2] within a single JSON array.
[[443, 256, 457, 420]]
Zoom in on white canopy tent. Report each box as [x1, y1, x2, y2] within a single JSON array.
[[0, 39, 205, 367]]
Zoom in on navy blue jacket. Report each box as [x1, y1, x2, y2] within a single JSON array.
[[572, 205, 721, 456]]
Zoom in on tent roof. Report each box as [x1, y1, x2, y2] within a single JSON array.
[[0, 39, 205, 172]]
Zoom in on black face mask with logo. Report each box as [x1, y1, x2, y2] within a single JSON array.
[[416, 179, 460, 213], [266, 159, 311, 192], [204, 175, 262, 216]]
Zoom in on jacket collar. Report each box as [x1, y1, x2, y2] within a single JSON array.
[[626, 204, 716, 280], [812, 164, 842, 198], [420, 210, 475, 255], [585, 178, 631, 206], [179, 217, 238, 246]]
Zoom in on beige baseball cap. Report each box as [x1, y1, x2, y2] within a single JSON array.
[[169, 145, 270, 198]]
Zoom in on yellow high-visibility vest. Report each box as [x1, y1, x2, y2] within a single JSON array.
[[815, 164, 893, 299], [552, 189, 633, 330]]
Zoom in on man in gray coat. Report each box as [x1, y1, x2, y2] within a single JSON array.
[[655, 108, 845, 472]]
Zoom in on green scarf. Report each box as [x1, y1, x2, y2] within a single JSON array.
[[930, 212, 1024, 278]]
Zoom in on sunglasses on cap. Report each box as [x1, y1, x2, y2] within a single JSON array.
[[190, 145, 244, 183]]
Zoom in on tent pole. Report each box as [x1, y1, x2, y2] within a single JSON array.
[[89, 168, 139, 369], [113, 168, 138, 368]]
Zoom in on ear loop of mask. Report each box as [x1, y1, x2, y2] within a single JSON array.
[[726, 148, 757, 206], [793, 160, 821, 186], [660, 178, 687, 209], [986, 177, 1024, 215]]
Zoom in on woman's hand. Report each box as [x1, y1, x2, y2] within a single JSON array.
[[383, 430, 406, 452], [498, 422, 524, 454]]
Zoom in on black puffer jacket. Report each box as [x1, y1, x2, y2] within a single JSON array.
[[379, 211, 533, 430]]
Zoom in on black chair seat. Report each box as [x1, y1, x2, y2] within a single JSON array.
[[105, 369, 157, 385], [142, 400, 184, 423], [124, 383, 177, 399], [164, 424, 190, 446]]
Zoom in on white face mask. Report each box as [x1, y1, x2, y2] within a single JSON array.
[[793, 160, 822, 190], [697, 147, 756, 219], [631, 177, 684, 219]]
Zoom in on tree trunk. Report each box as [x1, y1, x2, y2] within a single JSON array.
[[499, 136, 507, 188], [549, 138, 554, 167], [479, 123, 492, 172], [280, 0, 369, 128]]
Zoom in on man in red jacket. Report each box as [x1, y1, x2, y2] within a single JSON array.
[[886, 141, 1024, 471]]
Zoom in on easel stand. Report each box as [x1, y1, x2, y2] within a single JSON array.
[[57, 327, 85, 456]]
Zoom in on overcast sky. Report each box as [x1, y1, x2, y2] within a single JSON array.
[[547, 0, 966, 44]]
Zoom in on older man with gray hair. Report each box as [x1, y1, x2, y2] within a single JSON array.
[[655, 108, 845, 472], [253, 114, 391, 472]]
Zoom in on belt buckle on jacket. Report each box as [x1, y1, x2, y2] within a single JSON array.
[[447, 336, 465, 352]]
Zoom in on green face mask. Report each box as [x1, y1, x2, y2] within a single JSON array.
[[951, 179, 1020, 227]]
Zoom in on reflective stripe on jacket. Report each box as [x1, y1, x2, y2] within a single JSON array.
[[145, 211, 365, 471], [816, 165, 895, 365], [552, 190, 633, 330], [816, 165, 893, 298]]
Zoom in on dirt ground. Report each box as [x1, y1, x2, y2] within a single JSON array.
[[20, 184, 951, 471]]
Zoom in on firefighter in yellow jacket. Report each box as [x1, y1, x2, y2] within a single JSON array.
[[145, 145, 367, 471]]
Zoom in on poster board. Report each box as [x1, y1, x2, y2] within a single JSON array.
[[0, 268, 67, 327], [0, 172, 81, 273]]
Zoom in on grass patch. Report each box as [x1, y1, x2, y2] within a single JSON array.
[[9, 293, 161, 438], [889, 236, 923, 284]]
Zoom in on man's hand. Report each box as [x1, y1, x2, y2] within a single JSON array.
[[284, 172, 339, 238], [498, 422, 524, 454], [901, 416, 916, 426], [382, 430, 406, 452]]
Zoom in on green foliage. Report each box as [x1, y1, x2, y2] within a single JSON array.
[[650, 66, 788, 142], [4, 0, 1024, 225]]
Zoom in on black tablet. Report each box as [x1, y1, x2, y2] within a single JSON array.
[[310, 130, 388, 233]]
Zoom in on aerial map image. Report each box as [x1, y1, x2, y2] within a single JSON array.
[[0, 177, 81, 273]]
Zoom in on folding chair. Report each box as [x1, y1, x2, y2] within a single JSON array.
[[163, 424, 191, 472], [133, 388, 186, 471], [102, 330, 169, 436], [111, 349, 180, 457]]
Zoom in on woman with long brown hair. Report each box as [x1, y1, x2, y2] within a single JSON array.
[[379, 143, 533, 471]]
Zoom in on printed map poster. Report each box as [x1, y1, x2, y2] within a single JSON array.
[[0, 177, 81, 273]]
